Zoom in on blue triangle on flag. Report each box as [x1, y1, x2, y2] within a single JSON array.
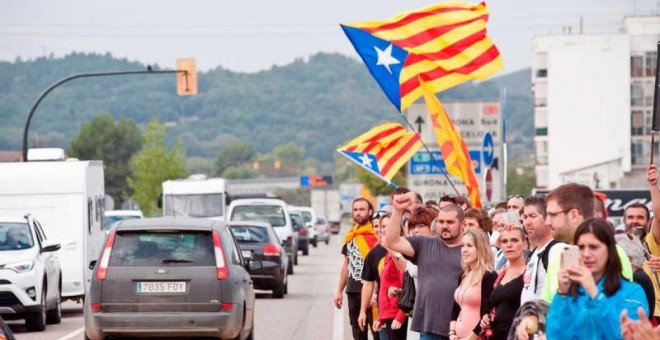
[[339, 151, 382, 174], [341, 25, 408, 112]]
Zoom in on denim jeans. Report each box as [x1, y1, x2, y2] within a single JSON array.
[[419, 332, 448, 340]]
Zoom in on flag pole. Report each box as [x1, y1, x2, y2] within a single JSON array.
[[652, 41, 660, 166], [397, 112, 462, 196]]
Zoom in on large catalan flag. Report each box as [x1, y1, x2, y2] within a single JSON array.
[[337, 123, 422, 185], [421, 80, 482, 207], [341, 1, 502, 112]]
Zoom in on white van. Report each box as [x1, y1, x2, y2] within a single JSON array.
[[227, 198, 299, 272]]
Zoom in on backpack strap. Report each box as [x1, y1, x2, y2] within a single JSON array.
[[540, 239, 560, 271]]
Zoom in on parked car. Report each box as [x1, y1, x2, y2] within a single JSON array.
[[230, 221, 288, 297], [228, 198, 299, 271], [329, 221, 341, 234], [289, 206, 318, 247], [289, 211, 309, 256], [84, 217, 258, 340], [314, 215, 331, 245], [103, 210, 144, 232], [0, 215, 62, 332]]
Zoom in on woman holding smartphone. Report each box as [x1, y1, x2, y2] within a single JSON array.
[[547, 218, 649, 339], [449, 229, 497, 340]]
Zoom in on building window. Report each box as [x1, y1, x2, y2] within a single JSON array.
[[645, 52, 657, 77], [645, 110, 653, 134], [631, 82, 644, 107], [631, 140, 659, 165], [632, 111, 644, 136], [631, 55, 644, 77], [536, 127, 548, 136], [644, 81, 655, 107], [536, 69, 547, 78]]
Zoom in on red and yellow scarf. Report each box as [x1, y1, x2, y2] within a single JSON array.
[[342, 222, 378, 259]]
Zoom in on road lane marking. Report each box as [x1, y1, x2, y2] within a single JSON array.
[[332, 303, 344, 340], [55, 326, 85, 340]]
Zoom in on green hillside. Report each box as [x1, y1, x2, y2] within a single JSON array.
[[0, 52, 533, 165]]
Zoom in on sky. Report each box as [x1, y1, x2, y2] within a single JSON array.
[[1, 0, 658, 75]]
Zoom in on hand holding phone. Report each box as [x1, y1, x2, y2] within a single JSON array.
[[561, 245, 580, 268]]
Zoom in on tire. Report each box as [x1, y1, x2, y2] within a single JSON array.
[[325, 239, 329, 245], [26, 287, 47, 332], [287, 260, 294, 275], [293, 252, 298, 265], [284, 277, 288, 295], [272, 277, 285, 299], [312, 237, 318, 248], [302, 246, 309, 256], [46, 281, 62, 324]]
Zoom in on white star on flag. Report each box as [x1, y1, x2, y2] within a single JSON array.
[[374, 44, 400, 75], [358, 154, 373, 168]]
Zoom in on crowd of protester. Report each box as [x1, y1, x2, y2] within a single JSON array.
[[334, 164, 660, 340]]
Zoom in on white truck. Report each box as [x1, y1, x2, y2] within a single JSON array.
[[311, 189, 341, 223], [162, 174, 229, 220], [0, 160, 105, 302]]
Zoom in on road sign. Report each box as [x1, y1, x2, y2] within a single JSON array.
[[482, 132, 494, 168], [300, 175, 333, 187], [176, 58, 198, 96], [409, 150, 482, 175]]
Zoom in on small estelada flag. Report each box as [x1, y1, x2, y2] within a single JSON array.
[[337, 123, 422, 186]]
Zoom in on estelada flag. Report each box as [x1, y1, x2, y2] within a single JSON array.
[[337, 123, 422, 186], [421, 80, 482, 207], [341, 1, 503, 112]]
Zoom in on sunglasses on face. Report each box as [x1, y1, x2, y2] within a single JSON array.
[[372, 211, 387, 219]]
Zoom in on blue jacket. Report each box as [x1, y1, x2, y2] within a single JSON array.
[[547, 278, 649, 340]]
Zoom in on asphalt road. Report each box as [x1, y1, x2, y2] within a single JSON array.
[[7, 228, 355, 340]]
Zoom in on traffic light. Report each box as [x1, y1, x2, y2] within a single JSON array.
[[176, 58, 198, 96]]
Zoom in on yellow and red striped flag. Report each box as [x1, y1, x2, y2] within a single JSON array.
[[337, 123, 422, 185], [341, 1, 503, 112], [421, 80, 482, 207]]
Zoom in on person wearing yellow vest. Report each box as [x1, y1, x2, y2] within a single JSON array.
[[334, 197, 379, 340]]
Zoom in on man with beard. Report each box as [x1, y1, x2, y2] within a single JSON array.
[[383, 192, 463, 340], [639, 164, 660, 323], [334, 197, 379, 340]]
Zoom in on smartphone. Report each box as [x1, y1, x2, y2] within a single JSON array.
[[502, 211, 521, 226], [562, 245, 580, 268]]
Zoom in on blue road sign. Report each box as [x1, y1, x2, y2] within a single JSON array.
[[409, 150, 481, 175], [482, 132, 494, 168]]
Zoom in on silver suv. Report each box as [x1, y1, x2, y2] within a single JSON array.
[[0, 215, 61, 332], [84, 217, 258, 339]]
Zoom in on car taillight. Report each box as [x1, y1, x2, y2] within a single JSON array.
[[91, 303, 102, 311], [299, 227, 308, 236], [325, 226, 329, 232], [263, 244, 280, 256], [212, 231, 228, 280], [96, 230, 116, 281]]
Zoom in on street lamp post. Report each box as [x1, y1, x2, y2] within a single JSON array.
[[22, 68, 188, 161]]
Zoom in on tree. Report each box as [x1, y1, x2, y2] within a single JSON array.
[[357, 168, 405, 196], [272, 142, 305, 176], [507, 162, 536, 197], [214, 140, 257, 176], [69, 114, 143, 207], [128, 117, 187, 215]]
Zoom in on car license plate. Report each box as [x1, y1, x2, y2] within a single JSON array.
[[137, 281, 186, 294], [241, 250, 252, 259]]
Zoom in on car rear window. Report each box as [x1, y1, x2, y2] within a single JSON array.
[[231, 204, 286, 227], [109, 231, 215, 266], [231, 226, 268, 243], [300, 211, 313, 223]]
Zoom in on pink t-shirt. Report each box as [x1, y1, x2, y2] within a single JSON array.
[[454, 283, 481, 339]]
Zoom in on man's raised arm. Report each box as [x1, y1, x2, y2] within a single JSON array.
[[382, 192, 415, 258]]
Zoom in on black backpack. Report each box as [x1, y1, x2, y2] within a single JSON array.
[[539, 239, 560, 271]]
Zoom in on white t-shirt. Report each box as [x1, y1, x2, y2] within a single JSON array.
[[520, 239, 566, 304]]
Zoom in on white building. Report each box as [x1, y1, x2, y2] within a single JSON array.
[[533, 16, 660, 189]]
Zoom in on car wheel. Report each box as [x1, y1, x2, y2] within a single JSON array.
[[272, 277, 285, 299], [26, 287, 47, 331], [302, 245, 309, 256], [312, 237, 318, 248], [287, 260, 294, 275], [284, 276, 288, 295], [293, 252, 298, 265], [46, 281, 62, 324], [325, 239, 329, 245]]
